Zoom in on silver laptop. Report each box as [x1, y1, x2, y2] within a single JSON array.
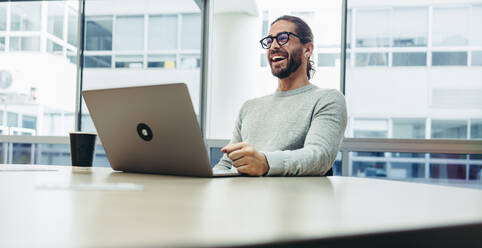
[[82, 83, 239, 177]]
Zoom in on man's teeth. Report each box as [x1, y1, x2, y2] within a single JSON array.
[[272, 56, 286, 62]]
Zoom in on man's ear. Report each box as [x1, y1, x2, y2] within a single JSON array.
[[304, 42, 314, 58]]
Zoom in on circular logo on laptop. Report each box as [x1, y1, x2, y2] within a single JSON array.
[[137, 123, 153, 141]]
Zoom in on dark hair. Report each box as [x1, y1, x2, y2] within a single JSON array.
[[271, 15, 315, 80]]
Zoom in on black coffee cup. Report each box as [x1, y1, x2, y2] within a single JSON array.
[[69, 132, 97, 167]]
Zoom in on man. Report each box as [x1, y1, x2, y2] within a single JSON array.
[[213, 15, 347, 176]]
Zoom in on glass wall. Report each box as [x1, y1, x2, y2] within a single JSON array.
[[81, 0, 203, 136], [0, 1, 78, 137], [345, 0, 482, 181], [206, 0, 342, 139], [0, 0, 480, 180]]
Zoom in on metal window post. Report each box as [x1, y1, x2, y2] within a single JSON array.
[[200, 0, 212, 137], [74, 0, 85, 132], [340, 0, 347, 95], [340, 0, 348, 175]]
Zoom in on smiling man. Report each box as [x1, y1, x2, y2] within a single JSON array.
[[213, 15, 347, 176]]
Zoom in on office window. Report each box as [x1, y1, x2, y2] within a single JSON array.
[[431, 120, 467, 139], [353, 119, 388, 138], [115, 55, 143, 68], [0, 37, 5, 51], [148, 15, 177, 50], [181, 13, 201, 50], [471, 154, 482, 160], [345, 52, 351, 67], [390, 163, 425, 179], [84, 56, 112, 68], [1, 0, 78, 138], [393, 118, 425, 139], [115, 16, 144, 51], [82, 0, 203, 138], [12, 143, 32, 164], [47, 2, 64, 39], [37, 144, 70, 165], [318, 53, 339, 67], [355, 52, 388, 67], [208, 0, 341, 139], [353, 161, 387, 177], [9, 36, 40, 51], [471, 6, 482, 46], [392, 8, 428, 47], [147, 55, 176, 68], [67, 55, 76, 64], [346, 9, 351, 49], [430, 153, 467, 160], [355, 9, 390, 47], [472, 51, 482, 66], [0, 71, 12, 90], [47, 40, 63, 54], [430, 163, 466, 180], [469, 165, 482, 180], [332, 153, 342, 176], [260, 53, 267, 67], [85, 17, 113, 51], [261, 11, 269, 37], [0, 3, 6, 30], [432, 7, 469, 46], [471, 119, 482, 139], [392, 152, 425, 158], [180, 54, 200, 69], [68, 12, 78, 46], [7, 112, 18, 127], [392, 52, 426, 67], [22, 115, 37, 130], [10, 2, 41, 31], [432, 52, 467, 66]]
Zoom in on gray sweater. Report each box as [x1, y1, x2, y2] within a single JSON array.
[[214, 83, 347, 176]]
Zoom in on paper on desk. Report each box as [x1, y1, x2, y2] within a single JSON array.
[[36, 183, 144, 191], [0, 168, 58, 172]]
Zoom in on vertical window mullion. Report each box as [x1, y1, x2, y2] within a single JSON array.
[[144, 14, 148, 69], [177, 13, 182, 68]]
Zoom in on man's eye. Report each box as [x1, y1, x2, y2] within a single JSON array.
[[278, 35, 288, 42]]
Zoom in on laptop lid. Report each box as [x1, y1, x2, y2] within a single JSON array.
[[82, 83, 213, 177]]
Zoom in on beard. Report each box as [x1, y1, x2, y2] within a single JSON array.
[[269, 47, 303, 79]]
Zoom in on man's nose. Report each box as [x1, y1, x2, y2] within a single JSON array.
[[271, 38, 281, 49]]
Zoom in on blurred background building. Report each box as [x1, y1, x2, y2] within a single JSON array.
[[0, 0, 480, 183]]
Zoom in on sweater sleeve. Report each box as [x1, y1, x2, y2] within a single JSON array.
[[264, 90, 347, 176], [213, 102, 247, 170]]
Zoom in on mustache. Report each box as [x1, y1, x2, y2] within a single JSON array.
[[269, 49, 288, 58]]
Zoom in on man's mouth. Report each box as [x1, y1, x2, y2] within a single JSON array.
[[271, 55, 287, 65]]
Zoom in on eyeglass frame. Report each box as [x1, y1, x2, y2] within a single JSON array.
[[259, 32, 306, 49]]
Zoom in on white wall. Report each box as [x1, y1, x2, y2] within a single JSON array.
[[346, 67, 482, 119], [206, 13, 259, 139]]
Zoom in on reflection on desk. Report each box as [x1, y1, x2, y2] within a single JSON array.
[[0, 164, 481, 247]]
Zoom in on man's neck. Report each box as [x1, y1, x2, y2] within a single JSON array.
[[277, 67, 310, 91]]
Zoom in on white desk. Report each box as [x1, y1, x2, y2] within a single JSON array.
[[0, 165, 481, 247]]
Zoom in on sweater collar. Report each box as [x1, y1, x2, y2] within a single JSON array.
[[273, 83, 316, 97]]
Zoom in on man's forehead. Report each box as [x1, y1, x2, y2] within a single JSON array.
[[269, 20, 296, 35]]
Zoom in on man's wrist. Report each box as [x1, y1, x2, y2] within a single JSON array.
[[262, 152, 270, 176]]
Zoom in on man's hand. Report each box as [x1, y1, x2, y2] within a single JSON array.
[[221, 142, 269, 176]]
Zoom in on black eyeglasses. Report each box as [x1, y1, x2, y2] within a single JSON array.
[[259, 32, 304, 49]]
